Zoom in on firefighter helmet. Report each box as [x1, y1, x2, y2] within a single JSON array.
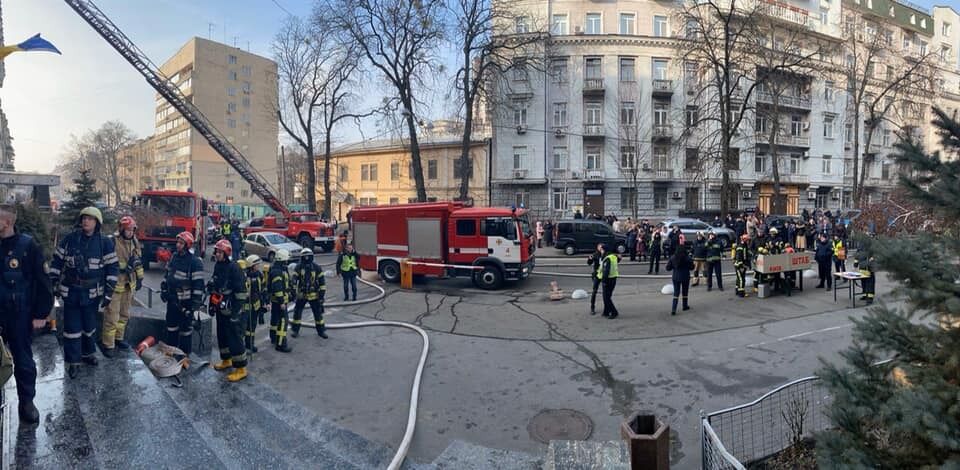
[[300, 248, 312, 257], [697, 231, 705, 238], [275, 249, 290, 262], [769, 227, 779, 235], [245, 254, 262, 268], [214, 239, 233, 257], [119, 215, 137, 231], [176, 231, 195, 249], [237, 259, 248, 270], [79, 206, 103, 225]]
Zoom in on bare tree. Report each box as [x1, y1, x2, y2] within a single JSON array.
[[614, 86, 652, 219], [59, 122, 135, 207], [328, 0, 445, 202], [838, 13, 938, 206]]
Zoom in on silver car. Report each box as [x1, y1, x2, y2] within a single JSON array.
[[662, 218, 736, 249], [242, 232, 303, 262]]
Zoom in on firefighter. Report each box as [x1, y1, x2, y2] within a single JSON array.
[[161, 232, 205, 360], [292, 247, 328, 338], [229, 217, 242, 260], [243, 254, 265, 353], [50, 207, 118, 379], [856, 255, 876, 304], [704, 232, 724, 291], [336, 243, 359, 301], [268, 249, 293, 353], [734, 234, 751, 297], [100, 215, 144, 358], [209, 239, 249, 382]]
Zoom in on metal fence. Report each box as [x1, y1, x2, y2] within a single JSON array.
[[701, 376, 832, 469]]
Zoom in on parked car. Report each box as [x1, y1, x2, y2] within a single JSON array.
[[553, 219, 628, 255], [661, 218, 735, 248], [765, 215, 804, 234], [242, 232, 303, 262]]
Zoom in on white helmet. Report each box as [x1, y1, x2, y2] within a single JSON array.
[[300, 247, 313, 257], [244, 254, 261, 268], [275, 249, 290, 262]]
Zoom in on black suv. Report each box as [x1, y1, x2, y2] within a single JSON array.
[[553, 220, 628, 255]]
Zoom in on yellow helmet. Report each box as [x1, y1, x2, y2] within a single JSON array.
[[237, 259, 248, 270], [79, 206, 103, 225]]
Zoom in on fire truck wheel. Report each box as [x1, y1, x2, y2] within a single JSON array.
[[379, 260, 401, 283], [616, 243, 627, 254], [473, 265, 503, 290], [564, 244, 577, 256]]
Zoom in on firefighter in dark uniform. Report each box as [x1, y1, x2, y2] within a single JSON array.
[[50, 207, 118, 379], [705, 232, 724, 291], [161, 232, 205, 360], [734, 234, 751, 297], [292, 247, 328, 338], [0, 204, 53, 423], [857, 254, 876, 305], [269, 249, 293, 353], [243, 254, 265, 353], [209, 239, 249, 382]]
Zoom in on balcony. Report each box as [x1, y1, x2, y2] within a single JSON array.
[[583, 124, 605, 139], [652, 125, 673, 141], [652, 168, 674, 181], [583, 78, 605, 96], [755, 0, 813, 29], [754, 133, 811, 148], [756, 91, 811, 110], [757, 172, 810, 185], [585, 169, 605, 180], [652, 79, 673, 97]]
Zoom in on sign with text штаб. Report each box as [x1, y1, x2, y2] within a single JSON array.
[[755, 253, 812, 274]]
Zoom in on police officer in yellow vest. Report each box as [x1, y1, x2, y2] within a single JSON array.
[[268, 249, 293, 353], [597, 244, 619, 319], [101, 216, 144, 358], [292, 248, 327, 338], [336, 243, 359, 302]]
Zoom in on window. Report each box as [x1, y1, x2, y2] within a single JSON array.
[[619, 57, 635, 81], [755, 154, 767, 173], [620, 188, 637, 211], [653, 186, 668, 209], [652, 59, 668, 80], [552, 189, 568, 211], [228, 70, 238, 81], [389, 197, 400, 205], [620, 146, 636, 168], [585, 145, 602, 170], [242, 82, 251, 93], [919, 41, 927, 55], [653, 16, 668, 37], [653, 146, 669, 169], [242, 97, 250, 108], [822, 155, 832, 174], [585, 101, 602, 125], [512, 60, 528, 81], [866, 0, 872, 8], [515, 16, 529, 34], [552, 14, 568, 35], [791, 116, 803, 136], [228, 102, 237, 113], [361, 163, 378, 181], [685, 19, 698, 39], [845, 123, 853, 144], [453, 159, 472, 179], [790, 155, 801, 174], [727, 148, 741, 170], [513, 99, 527, 127], [941, 46, 951, 62], [427, 160, 438, 179], [685, 187, 700, 210], [456, 219, 477, 236], [512, 146, 526, 170], [824, 81, 834, 102], [227, 118, 237, 128], [882, 128, 891, 146], [619, 13, 636, 35], [339, 165, 348, 181], [228, 54, 237, 64], [823, 116, 835, 139], [552, 146, 568, 170], [241, 65, 251, 77], [226, 181, 235, 189], [620, 102, 636, 125], [553, 102, 568, 126], [358, 197, 378, 206], [391, 162, 400, 180], [585, 13, 602, 35], [585, 57, 602, 79], [686, 106, 698, 128], [756, 115, 769, 134], [685, 148, 699, 170], [654, 101, 669, 126], [241, 189, 249, 198], [228, 87, 236, 96], [514, 192, 529, 210], [944, 23, 952, 36], [550, 58, 568, 83], [820, 9, 829, 24]]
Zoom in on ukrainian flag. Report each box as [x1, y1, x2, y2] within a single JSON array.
[[0, 33, 61, 60]]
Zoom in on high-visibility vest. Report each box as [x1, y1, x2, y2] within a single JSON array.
[[597, 254, 619, 279], [340, 253, 358, 272]]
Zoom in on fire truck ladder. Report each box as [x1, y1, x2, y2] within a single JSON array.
[[64, 0, 289, 217]]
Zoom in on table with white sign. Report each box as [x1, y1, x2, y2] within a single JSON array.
[[754, 252, 814, 295]]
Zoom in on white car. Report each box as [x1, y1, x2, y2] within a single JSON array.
[[242, 232, 303, 262]]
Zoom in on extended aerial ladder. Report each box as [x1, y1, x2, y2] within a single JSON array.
[[64, 0, 291, 217]]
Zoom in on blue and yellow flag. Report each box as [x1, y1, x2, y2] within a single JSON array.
[[0, 33, 61, 60]]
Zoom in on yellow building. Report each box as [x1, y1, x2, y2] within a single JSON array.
[[117, 136, 157, 202], [321, 136, 490, 220], [151, 37, 278, 205]]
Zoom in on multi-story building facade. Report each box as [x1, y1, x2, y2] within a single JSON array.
[[150, 37, 278, 205], [117, 136, 157, 201], [491, 0, 960, 219], [322, 135, 490, 220]]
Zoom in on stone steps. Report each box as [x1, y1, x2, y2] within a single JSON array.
[[544, 440, 630, 470]]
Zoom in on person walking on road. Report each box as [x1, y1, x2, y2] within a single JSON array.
[[691, 232, 707, 287], [666, 244, 694, 315], [587, 244, 603, 314], [0, 204, 54, 423], [647, 231, 663, 274], [336, 243, 360, 301], [100, 215, 143, 358], [814, 233, 833, 291], [705, 232, 724, 292], [598, 244, 619, 319]]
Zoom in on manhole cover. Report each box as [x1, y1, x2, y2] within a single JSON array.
[[528, 409, 593, 444]]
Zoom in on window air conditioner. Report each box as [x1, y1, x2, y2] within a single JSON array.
[[807, 191, 817, 199], [831, 191, 841, 200], [742, 190, 753, 199], [554, 128, 564, 138], [574, 26, 584, 35], [641, 163, 651, 171], [671, 191, 682, 199], [513, 169, 528, 179], [801, 151, 809, 159], [516, 125, 526, 135], [802, 122, 810, 131]]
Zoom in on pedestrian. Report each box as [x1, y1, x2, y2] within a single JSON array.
[[268, 249, 293, 353], [648, 231, 663, 274], [786, 222, 796, 250], [0, 204, 54, 423], [209, 239, 249, 382], [598, 244, 619, 319], [814, 233, 833, 290], [242, 254, 265, 354], [160, 232, 205, 363], [544, 220, 554, 246], [50, 207, 118, 379], [229, 217, 242, 258], [705, 232, 724, 291], [638, 227, 648, 262], [691, 232, 707, 286], [587, 244, 603, 314], [734, 234, 751, 297], [746, 215, 757, 238], [336, 243, 360, 301], [335, 230, 348, 253], [626, 225, 638, 262], [832, 233, 847, 275], [573, 209, 583, 219], [666, 243, 694, 315], [100, 215, 144, 358], [536, 220, 544, 248], [291, 247, 327, 338], [856, 254, 876, 304]]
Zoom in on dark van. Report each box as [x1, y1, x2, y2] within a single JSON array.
[[553, 219, 627, 255]]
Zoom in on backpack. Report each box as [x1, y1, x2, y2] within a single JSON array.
[[836, 245, 846, 260]]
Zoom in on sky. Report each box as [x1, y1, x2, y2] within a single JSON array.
[[1, 0, 955, 174]]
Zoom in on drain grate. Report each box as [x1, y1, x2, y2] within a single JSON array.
[[527, 409, 594, 444]]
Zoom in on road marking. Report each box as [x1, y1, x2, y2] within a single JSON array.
[[728, 323, 853, 352]]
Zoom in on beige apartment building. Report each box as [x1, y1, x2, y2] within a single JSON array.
[[117, 136, 157, 201], [321, 136, 490, 220], [149, 37, 278, 205]]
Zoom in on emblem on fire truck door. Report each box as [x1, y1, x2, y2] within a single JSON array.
[[496, 239, 502, 246]]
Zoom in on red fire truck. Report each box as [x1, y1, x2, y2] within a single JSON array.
[[133, 189, 207, 265], [350, 202, 536, 290]]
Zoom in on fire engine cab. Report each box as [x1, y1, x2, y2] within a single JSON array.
[[350, 202, 536, 290]]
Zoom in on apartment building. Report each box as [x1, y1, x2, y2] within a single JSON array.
[[150, 37, 278, 205], [322, 136, 490, 220], [491, 0, 960, 218], [116, 136, 157, 201]]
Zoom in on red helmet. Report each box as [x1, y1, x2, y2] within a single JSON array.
[[176, 231, 195, 249], [214, 239, 233, 257], [119, 216, 137, 231]]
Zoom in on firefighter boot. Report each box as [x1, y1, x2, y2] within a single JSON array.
[[213, 359, 233, 371], [227, 367, 248, 382]]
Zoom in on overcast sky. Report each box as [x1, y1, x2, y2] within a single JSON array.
[[1, 0, 950, 174]]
